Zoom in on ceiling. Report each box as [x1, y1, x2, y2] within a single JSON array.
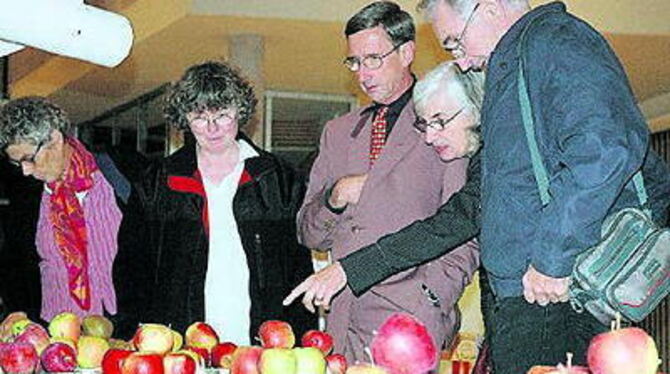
[[6, 0, 670, 133]]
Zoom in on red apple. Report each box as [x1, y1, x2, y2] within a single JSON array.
[[211, 342, 237, 368], [163, 352, 196, 374], [48, 312, 81, 343], [301, 330, 334, 355], [15, 323, 50, 355], [184, 322, 219, 352], [133, 324, 174, 355], [326, 353, 347, 374], [41, 342, 78, 373], [77, 335, 111, 368], [122, 352, 165, 374], [587, 327, 659, 374], [174, 350, 202, 366], [258, 320, 295, 349], [102, 349, 134, 374], [371, 313, 438, 374], [0, 342, 39, 374], [230, 346, 263, 374], [184, 346, 210, 366], [345, 363, 388, 374]]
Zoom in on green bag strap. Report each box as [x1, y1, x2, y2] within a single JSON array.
[[517, 62, 551, 206], [516, 13, 649, 210]]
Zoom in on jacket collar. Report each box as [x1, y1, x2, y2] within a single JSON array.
[[165, 132, 271, 183], [487, 2, 566, 76], [351, 75, 417, 139]]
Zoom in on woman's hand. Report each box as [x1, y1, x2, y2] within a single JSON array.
[[283, 262, 348, 313]]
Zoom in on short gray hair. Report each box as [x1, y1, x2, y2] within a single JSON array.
[[0, 96, 71, 150], [417, 0, 529, 17], [345, 1, 415, 46], [413, 61, 485, 156]]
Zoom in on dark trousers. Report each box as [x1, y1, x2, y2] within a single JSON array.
[[489, 296, 607, 374]]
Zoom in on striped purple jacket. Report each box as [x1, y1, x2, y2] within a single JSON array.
[[36, 171, 121, 321]]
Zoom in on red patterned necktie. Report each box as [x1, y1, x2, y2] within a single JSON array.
[[369, 106, 389, 165]]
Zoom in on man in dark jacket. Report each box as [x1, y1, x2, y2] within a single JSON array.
[[284, 1, 670, 373]]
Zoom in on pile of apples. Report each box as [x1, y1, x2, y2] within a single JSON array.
[[117, 319, 347, 374], [0, 312, 345, 374], [0, 311, 123, 374], [226, 320, 345, 374], [0, 310, 445, 374]]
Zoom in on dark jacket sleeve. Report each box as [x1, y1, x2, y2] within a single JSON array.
[[112, 160, 161, 339], [340, 152, 482, 296]]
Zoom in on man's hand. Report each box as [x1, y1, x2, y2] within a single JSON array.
[[283, 262, 348, 313], [329, 174, 368, 209], [522, 264, 570, 306]]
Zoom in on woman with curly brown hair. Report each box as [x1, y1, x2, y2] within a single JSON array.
[[113, 61, 315, 341]]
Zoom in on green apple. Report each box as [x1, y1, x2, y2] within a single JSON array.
[[82, 315, 114, 339], [293, 347, 326, 374], [48, 312, 81, 343], [259, 348, 297, 374], [11, 319, 32, 337], [77, 335, 110, 368]]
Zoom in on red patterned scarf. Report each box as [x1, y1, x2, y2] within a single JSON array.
[[47, 137, 98, 311]]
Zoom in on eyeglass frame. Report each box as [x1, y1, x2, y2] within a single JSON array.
[[343, 42, 405, 72], [442, 3, 480, 53], [188, 109, 237, 129], [413, 107, 465, 133], [7, 139, 47, 168]]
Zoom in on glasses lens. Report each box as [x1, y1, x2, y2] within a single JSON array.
[[362, 55, 384, 70], [343, 57, 360, 72], [414, 118, 428, 133], [191, 118, 208, 127], [443, 38, 459, 51]]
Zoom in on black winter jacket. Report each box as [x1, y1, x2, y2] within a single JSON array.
[[113, 136, 316, 340]]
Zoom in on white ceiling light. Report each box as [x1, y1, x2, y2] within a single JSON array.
[[0, 0, 133, 67]]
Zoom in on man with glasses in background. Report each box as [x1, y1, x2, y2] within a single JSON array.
[[292, 1, 478, 365], [0, 96, 146, 327]]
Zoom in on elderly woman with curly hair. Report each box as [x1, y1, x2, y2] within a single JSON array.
[[0, 97, 145, 325], [113, 61, 315, 341]]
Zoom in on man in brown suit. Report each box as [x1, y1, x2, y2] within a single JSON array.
[[287, 1, 478, 365]]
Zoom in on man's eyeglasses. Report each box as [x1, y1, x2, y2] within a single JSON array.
[[343, 43, 404, 72], [414, 108, 465, 133], [8, 140, 46, 168], [442, 3, 480, 53], [190, 111, 236, 129]]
